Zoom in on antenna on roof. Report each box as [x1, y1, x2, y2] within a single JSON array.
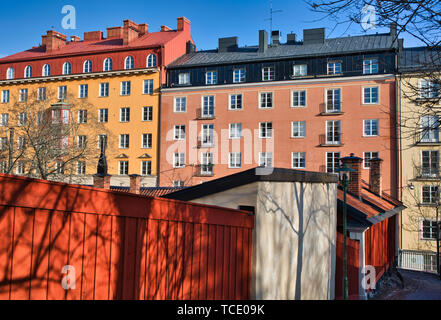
[[265, 0, 282, 35]]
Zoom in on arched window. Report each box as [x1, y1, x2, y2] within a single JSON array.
[[42, 64, 51, 77], [6, 67, 14, 80], [24, 66, 32, 78], [83, 60, 92, 73], [147, 54, 157, 68], [124, 56, 134, 70], [103, 58, 113, 71], [63, 62, 71, 75]]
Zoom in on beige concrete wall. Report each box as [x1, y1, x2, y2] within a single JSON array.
[[190, 180, 337, 300]]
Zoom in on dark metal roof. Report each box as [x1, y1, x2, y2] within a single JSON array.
[[399, 46, 441, 72], [168, 33, 398, 68]]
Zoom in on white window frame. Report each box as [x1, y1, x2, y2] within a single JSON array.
[[363, 87, 379, 104], [229, 94, 243, 110], [142, 133, 153, 149], [201, 96, 215, 118], [24, 66, 32, 78], [205, 71, 217, 85], [418, 79, 440, 99], [421, 115, 440, 143], [42, 64, 51, 77], [229, 123, 242, 139], [99, 83, 109, 97], [78, 84, 88, 98], [201, 124, 214, 147], [1, 90, 10, 103], [119, 161, 129, 175], [37, 87, 46, 101], [141, 161, 152, 176], [200, 152, 214, 175], [174, 97, 187, 113], [120, 108, 130, 123], [63, 62, 71, 75], [327, 62, 342, 75], [421, 185, 440, 205], [292, 121, 306, 138], [420, 219, 438, 240], [77, 110, 87, 124], [143, 79, 154, 95], [233, 68, 245, 83], [174, 153, 186, 168], [363, 59, 379, 74], [58, 86, 67, 100], [363, 151, 379, 169], [326, 152, 341, 173], [174, 125, 186, 140], [291, 90, 306, 108], [120, 81, 131, 96], [103, 58, 113, 71], [229, 152, 242, 169], [259, 152, 273, 168], [262, 66, 275, 81], [326, 120, 341, 145], [19, 89, 28, 102], [147, 54, 157, 68], [363, 119, 379, 137], [77, 161, 86, 175], [178, 73, 190, 85], [293, 64, 307, 77], [259, 122, 273, 139], [119, 134, 130, 149], [142, 106, 153, 122], [6, 67, 14, 80], [325, 88, 341, 113], [98, 109, 108, 123], [124, 56, 134, 70], [292, 152, 306, 169], [0, 114, 9, 127], [259, 92, 273, 109], [421, 150, 440, 178]]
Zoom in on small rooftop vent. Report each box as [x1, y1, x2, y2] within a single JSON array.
[[271, 30, 281, 46]]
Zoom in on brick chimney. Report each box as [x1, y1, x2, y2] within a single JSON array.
[[84, 31, 103, 41], [42, 31, 67, 53], [93, 175, 111, 189], [340, 153, 363, 199], [107, 27, 123, 39], [138, 24, 149, 36], [369, 158, 383, 196], [129, 174, 141, 195], [177, 17, 191, 33], [123, 20, 140, 45]]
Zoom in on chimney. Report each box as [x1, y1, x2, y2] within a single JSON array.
[[43, 30, 67, 53], [340, 153, 363, 199], [258, 30, 268, 53], [107, 26, 124, 39], [93, 175, 111, 189], [83, 31, 103, 41], [218, 37, 238, 53], [369, 158, 383, 196], [161, 25, 173, 32], [303, 28, 325, 45], [177, 17, 191, 33], [129, 174, 141, 195], [287, 33, 297, 45], [70, 36, 81, 42], [138, 24, 149, 36], [123, 20, 140, 45], [271, 30, 281, 46]]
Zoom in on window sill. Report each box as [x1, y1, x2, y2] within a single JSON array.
[[291, 106, 307, 109], [291, 136, 306, 139], [319, 112, 344, 116], [320, 143, 344, 147], [196, 117, 216, 120]]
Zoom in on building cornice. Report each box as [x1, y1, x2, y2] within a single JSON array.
[[161, 74, 396, 92]]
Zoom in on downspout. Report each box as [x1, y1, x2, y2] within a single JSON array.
[[398, 73, 403, 251], [156, 44, 165, 187]]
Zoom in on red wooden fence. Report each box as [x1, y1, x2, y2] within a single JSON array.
[[0, 174, 254, 300], [335, 232, 359, 300]]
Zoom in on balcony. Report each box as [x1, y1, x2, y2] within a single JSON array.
[[196, 108, 215, 120], [414, 166, 441, 181], [319, 133, 344, 147], [319, 103, 344, 116], [197, 137, 215, 149]]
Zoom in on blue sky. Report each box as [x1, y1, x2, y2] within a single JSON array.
[[0, 0, 424, 58]]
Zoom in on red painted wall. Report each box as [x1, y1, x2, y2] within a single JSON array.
[[335, 232, 360, 300], [0, 174, 253, 300]]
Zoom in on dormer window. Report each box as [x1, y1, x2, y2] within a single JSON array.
[[125, 56, 134, 70], [103, 58, 113, 71], [233, 68, 245, 83], [83, 60, 92, 73], [147, 54, 157, 67], [205, 71, 217, 85], [42, 64, 51, 77], [262, 67, 275, 81], [63, 62, 71, 75], [24, 66, 32, 78], [293, 64, 307, 77], [327, 62, 342, 75], [363, 59, 379, 74], [179, 72, 190, 85], [6, 67, 14, 80]]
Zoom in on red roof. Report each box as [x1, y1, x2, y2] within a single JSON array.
[[0, 30, 181, 63]]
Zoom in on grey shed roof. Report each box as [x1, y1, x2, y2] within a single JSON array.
[[168, 33, 398, 68], [399, 46, 441, 72]]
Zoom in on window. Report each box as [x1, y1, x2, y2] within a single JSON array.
[[421, 115, 439, 143], [201, 153, 214, 175], [103, 58, 113, 71], [326, 120, 341, 144], [201, 124, 214, 146], [327, 62, 342, 75], [174, 97, 186, 113], [79, 84, 88, 98], [120, 108, 130, 122], [326, 89, 341, 112], [363, 87, 379, 104], [18, 113, 27, 126], [292, 152, 306, 169], [58, 86, 67, 100], [37, 87, 46, 101], [202, 96, 215, 118], [119, 134, 130, 149], [56, 162, 64, 174], [16, 162, 25, 175], [229, 123, 242, 139], [326, 152, 341, 173], [364, 119, 379, 136], [1, 90, 9, 103], [119, 161, 129, 175], [77, 135, 87, 149], [143, 79, 154, 94], [0, 137, 8, 151], [422, 185, 439, 204], [143, 106, 153, 121], [173, 181, 185, 187], [0, 114, 9, 127], [259, 152, 273, 167], [292, 90, 306, 107], [293, 64, 307, 77], [174, 125, 186, 140], [292, 121, 306, 138], [17, 137, 26, 150], [174, 153, 185, 168], [36, 111, 44, 125], [83, 60, 92, 73], [422, 150, 439, 178], [63, 62, 71, 75], [147, 54, 157, 68], [260, 92, 273, 109], [99, 109, 108, 123], [19, 89, 28, 102], [52, 110, 69, 124], [121, 81, 131, 96], [178, 73, 190, 85], [141, 161, 152, 176], [206, 71, 217, 85], [78, 110, 87, 124], [77, 161, 86, 175], [233, 69, 245, 83], [125, 56, 135, 70], [363, 152, 379, 169], [100, 83, 109, 97], [142, 133, 152, 149], [24, 66, 32, 78], [42, 64, 51, 77], [229, 153, 242, 168], [6, 67, 14, 80], [0, 161, 7, 173], [418, 79, 439, 99], [262, 67, 275, 81], [229, 94, 243, 110], [98, 135, 107, 151], [363, 59, 379, 74], [421, 220, 438, 240], [260, 122, 273, 138]]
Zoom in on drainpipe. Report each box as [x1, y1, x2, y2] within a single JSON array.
[[397, 73, 403, 251], [156, 45, 165, 187]]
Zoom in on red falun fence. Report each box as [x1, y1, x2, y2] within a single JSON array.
[[0, 174, 254, 300], [335, 232, 360, 300]]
